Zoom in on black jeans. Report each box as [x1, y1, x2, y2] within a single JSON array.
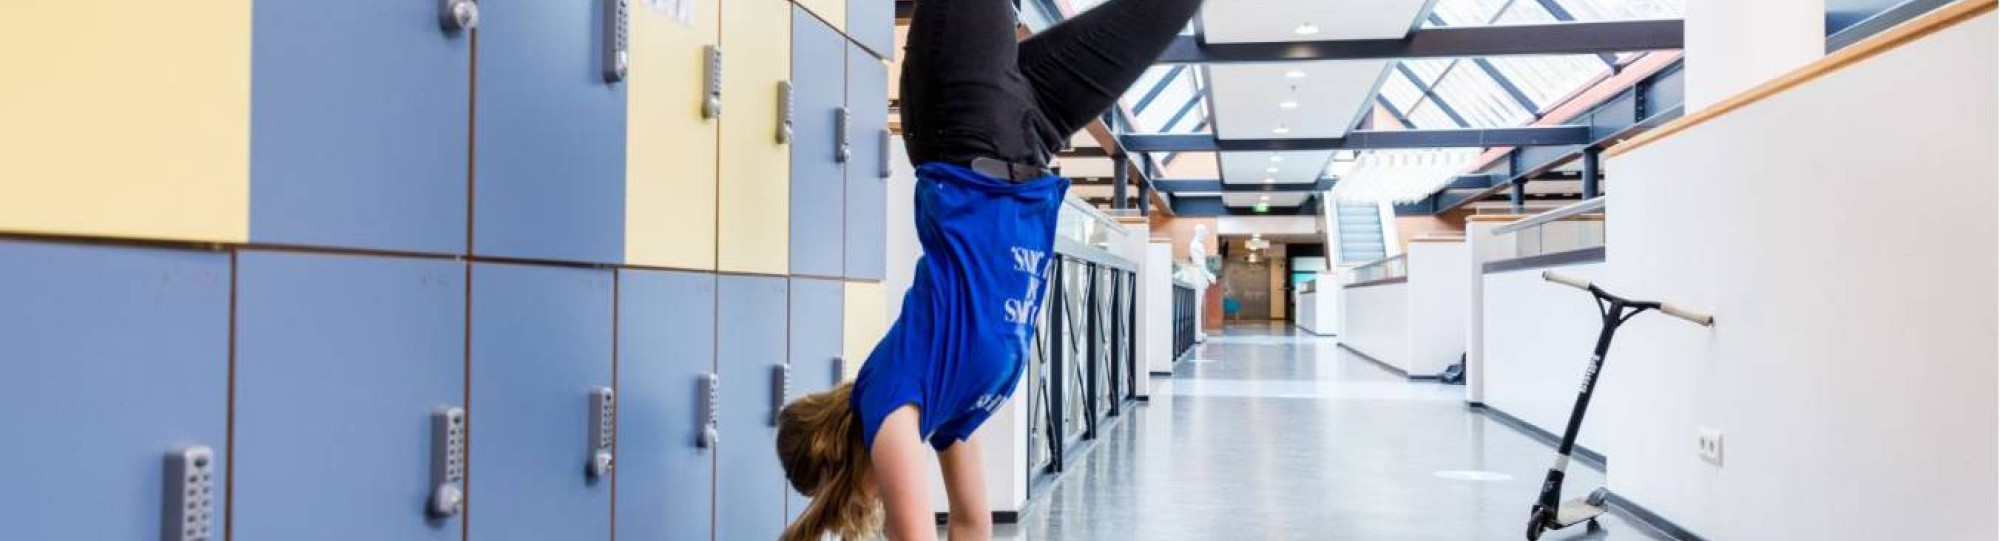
[[900, 0, 1204, 169]]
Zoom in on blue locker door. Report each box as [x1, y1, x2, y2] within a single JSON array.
[[784, 278, 845, 519], [615, 270, 716, 541], [790, 7, 847, 277], [468, 263, 614, 541], [251, 0, 470, 255], [234, 252, 467, 541], [847, 0, 896, 60], [844, 44, 890, 281], [715, 275, 789, 540], [0, 241, 230, 540], [474, 0, 627, 264]]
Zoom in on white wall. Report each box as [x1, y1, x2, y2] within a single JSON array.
[[1482, 262, 1614, 452], [1463, 219, 1521, 404], [1404, 241, 1471, 377], [1605, 13, 1995, 539], [1341, 281, 1408, 370], [1143, 242, 1176, 376], [1685, 0, 1825, 110]]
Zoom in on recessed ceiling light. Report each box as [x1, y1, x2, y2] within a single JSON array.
[[1284, 69, 1307, 79], [1269, 156, 1285, 163], [1279, 100, 1299, 109], [1272, 125, 1291, 134], [1260, 195, 1272, 201], [1294, 22, 1320, 35], [1266, 166, 1280, 173], [1263, 178, 1275, 184]]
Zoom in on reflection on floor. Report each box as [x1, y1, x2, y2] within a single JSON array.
[[989, 321, 1669, 541]]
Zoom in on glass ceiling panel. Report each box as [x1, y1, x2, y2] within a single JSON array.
[[1432, 65, 1533, 127], [1405, 101, 1461, 129], [1551, 0, 1685, 20], [1486, 54, 1610, 108], [1379, 72, 1425, 111], [1127, 70, 1201, 133]]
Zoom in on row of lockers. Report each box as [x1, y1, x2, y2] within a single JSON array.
[[0, 239, 889, 540], [1, 0, 892, 279]]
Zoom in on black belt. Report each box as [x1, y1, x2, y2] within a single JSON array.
[[969, 156, 1054, 183]]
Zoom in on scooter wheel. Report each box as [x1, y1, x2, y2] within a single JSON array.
[[1586, 518, 1602, 532], [1525, 516, 1544, 541]]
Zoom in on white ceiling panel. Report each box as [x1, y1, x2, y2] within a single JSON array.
[[1218, 150, 1332, 184], [1058, 157, 1116, 178], [1222, 192, 1311, 207], [1207, 60, 1392, 140], [1199, 0, 1436, 43]]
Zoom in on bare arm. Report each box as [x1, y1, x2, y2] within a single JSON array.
[[870, 405, 938, 541], [938, 436, 993, 541]]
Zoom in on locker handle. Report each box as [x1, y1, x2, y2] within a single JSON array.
[[703, 46, 724, 119], [777, 81, 795, 144], [770, 363, 791, 427], [603, 0, 629, 83], [587, 387, 615, 479], [163, 445, 216, 541], [439, 0, 479, 32], [878, 129, 893, 179], [698, 373, 720, 449], [835, 108, 852, 163], [429, 407, 466, 518]]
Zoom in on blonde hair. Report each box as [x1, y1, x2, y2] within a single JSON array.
[[777, 382, 882, 541]]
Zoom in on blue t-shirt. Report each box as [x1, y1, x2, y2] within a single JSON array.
[[852, 162, 1068, 451]]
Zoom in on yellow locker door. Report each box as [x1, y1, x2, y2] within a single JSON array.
[[628, 0, 722, 270], [0, 0, 250, 243], [718, 0, 793, 275], [795, 0, 847, 34], [841, 281, 889, 381]]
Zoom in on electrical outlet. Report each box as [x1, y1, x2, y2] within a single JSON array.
[[1697, 427, 1724, 465]]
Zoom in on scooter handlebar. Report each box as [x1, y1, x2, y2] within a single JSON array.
[[1541, 271, 1591, 291], [1543, 271, 1715, 327], [1656, 303, 1715, 327]]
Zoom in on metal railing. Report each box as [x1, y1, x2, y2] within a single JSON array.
[[1025, 211, 1141, 479], [1492, 197, 1606, 260]]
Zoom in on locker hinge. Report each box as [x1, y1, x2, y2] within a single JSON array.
[[703, 46, 724, 119], [603, 0, 630, 82], [777, 81, 796, 144], [439, 0, 480, 32], [429, 407, 467, 518], [587, 387, 616, 479], [835, 107, 852, 163], [698, 373, 720, 448], [163, 445, 216, 541]]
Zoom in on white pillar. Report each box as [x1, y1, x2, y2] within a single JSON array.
[[1685, 0, 1826, 111], [1462, 219, 1515, 404], [1142, 240, 1175, 376]]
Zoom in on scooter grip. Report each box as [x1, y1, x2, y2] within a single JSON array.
[[1541, 271, 1591, 291], [1657, 303, 1715, 327]]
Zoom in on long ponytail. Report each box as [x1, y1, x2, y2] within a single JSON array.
[[777, 382, 881, 541]]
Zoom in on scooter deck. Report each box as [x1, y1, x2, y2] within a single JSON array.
[[1554, 498, 1608, 527]]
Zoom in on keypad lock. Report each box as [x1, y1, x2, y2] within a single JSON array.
[[776, 82, 795, 144], [697, 373, 720, 448], [429, 407, 467, 518], [603, 0, 629, 82], [163, 445, 216, 541], [702, 46, 724, 119], [587, 387, 615, 479], [439, 0, 479, 32], [835, 108, 853, 163], [770, 363, 791, 426]]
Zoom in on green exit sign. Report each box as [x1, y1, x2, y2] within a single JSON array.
[[1253, 202, 1270, 213]]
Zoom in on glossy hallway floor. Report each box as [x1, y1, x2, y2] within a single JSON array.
[[989, 322, 1671, 541]]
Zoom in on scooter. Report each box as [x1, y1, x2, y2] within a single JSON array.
[[1525, 271, 1713, 541]]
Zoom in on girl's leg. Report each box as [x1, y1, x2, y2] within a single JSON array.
[[871, 405, 940, 541], [899, 0, 1049, 166], [938, 437, 993, 541], [1018, 0, 1207, 136]]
